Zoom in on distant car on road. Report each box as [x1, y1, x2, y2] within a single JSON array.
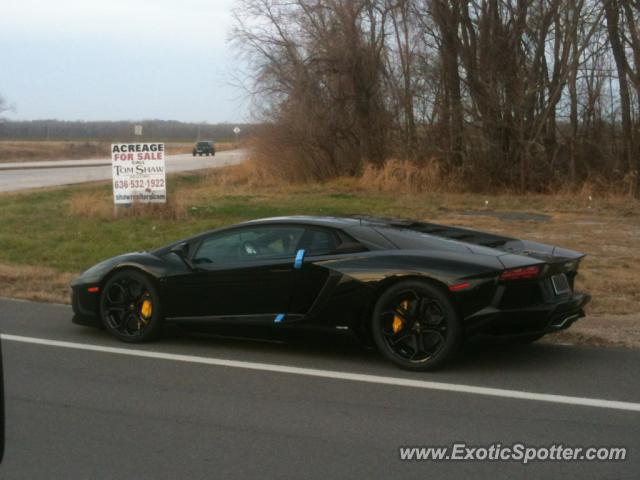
[[70, 216, 590, 371], [192, 141, 216, 156]]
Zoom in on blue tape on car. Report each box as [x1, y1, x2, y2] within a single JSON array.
[[294, 249, 305, 269], [274, 313, 285, 323]]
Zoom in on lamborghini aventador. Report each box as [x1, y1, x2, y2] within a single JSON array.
[[71, 216, 590, 370]]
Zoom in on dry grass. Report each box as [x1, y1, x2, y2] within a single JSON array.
[[358, 158, 460, 193], [66, 191, 114, 218], [0, 263, 74, 304], [0, 141, 239, 163], [0, 141, 110, 163], [65, 164, 252, 221], [67, 161, 280, 219], [66, 191, 190, 220]]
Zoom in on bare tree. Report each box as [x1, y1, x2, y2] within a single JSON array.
[[430, 0, 464, 168], [233, 0, 640, 194], [604, 0, 634, 190], [620, 0, 640, 193], [233, 0, 392, 178], [385, 0, 419, 157]]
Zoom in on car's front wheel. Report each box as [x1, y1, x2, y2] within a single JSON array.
[[371, 280, 461, 371], [100, 270, 162, 343]]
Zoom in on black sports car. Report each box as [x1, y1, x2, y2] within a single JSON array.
[[71, 216, 590, 370]]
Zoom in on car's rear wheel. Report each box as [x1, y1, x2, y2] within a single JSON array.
[[100, 270, 162, 343], [371, 280, 461, 371]]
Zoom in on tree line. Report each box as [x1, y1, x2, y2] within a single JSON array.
[[0, 119, 258, 143], [233, 0, 640, 194]]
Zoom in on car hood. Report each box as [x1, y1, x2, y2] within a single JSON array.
[[71, 252, 160, 286]]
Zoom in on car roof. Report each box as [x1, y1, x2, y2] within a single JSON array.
[[236, 215, 415, 228], [239, 216, 361, 228]]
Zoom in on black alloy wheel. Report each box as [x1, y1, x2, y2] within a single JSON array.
[[371, 280, 461, 371], [100, 270, 162, 342]]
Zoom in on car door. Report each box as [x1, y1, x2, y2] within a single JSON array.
[[288, 227, 351, 314], [167, 225, 305, 319], [288, 227, 372, 327]]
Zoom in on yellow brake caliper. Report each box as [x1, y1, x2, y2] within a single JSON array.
[[392, 300, 409, 334], [140, 298, 153, 325]]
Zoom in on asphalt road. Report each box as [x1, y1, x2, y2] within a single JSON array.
[[0, 297, 638, 479], [0, 150, 246, 193]]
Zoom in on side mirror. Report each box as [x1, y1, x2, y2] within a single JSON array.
[[170, 242, 195, 270]]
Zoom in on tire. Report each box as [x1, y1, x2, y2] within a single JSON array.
[[371, 280, 461, 371], [100, 270, 163, 343]]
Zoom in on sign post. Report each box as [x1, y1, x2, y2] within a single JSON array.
[[233, 126, 241, 145], [111, 143, 167, 215]]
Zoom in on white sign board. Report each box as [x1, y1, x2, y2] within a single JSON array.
[[233, 126, 241, 135], [134, 125, 143, 136], [111, 143, 166, 204]]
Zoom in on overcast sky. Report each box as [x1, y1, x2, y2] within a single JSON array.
[[0, 0, 249, 122]]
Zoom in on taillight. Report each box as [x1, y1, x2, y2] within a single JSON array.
[[448, 282, 472, 292], [500, 265, 541, 281]]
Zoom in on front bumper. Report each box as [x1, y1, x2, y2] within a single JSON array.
[[71, 287, 102, 327], [464, 292, 591, 337]]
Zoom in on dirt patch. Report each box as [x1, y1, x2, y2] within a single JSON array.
[[0, 264, 74, 304], [543, 314, 640, 348], [461, 210, 552, 222]]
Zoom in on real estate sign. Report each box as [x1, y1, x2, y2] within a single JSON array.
[[111, 143, 167, 204]]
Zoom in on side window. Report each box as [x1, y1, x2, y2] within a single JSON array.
[[301, 229, 338, 256], [193, 226, 305, 264]]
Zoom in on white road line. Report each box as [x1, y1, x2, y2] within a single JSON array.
[[2, 333, 639, 413]]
